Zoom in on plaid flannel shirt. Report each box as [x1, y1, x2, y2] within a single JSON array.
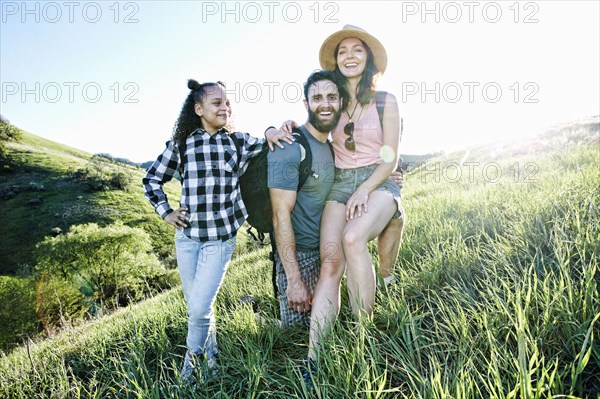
[[143, 127, 264, 242]]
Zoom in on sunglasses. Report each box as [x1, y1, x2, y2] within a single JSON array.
[[344, 121, 355, 152]]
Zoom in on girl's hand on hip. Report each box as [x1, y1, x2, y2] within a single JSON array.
[[165, 207, 190, 229]]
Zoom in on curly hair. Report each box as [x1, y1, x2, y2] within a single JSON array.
[[332, 39, 380, 108], [171, 80, 226, 146]]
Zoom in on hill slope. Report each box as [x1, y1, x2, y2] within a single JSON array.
[[0, 131, 181, 274], [1, 117, 598, 398], [0, 130, 314, 275]]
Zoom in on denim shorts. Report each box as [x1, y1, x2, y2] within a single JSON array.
[[327, 163, 403, 218]]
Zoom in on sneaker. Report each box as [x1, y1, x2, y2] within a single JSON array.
[[181, 351, 219, 382], [239, 294, 259, 313], [204, 356, 219, 378], [181, 350, 200, 382], [383, 275, 396, 287], [302, 357, 316, 389]]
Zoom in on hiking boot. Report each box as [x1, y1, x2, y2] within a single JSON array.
[[302, 357, 317, 389]]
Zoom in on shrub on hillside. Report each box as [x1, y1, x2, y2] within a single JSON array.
[[0, 115, 22, 143], [133, 216, 178, 267], [35, 222, 169, 313], [35, 273, 88, 333], [0, 115, 22, 172], [70, 158, 134, 191], [0, 276, 38, 352], [93, 153, 139, 168]]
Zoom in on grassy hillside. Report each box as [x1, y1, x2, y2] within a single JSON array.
[[0, 127, 267, 352], [0, 130, 265, 275], [0, 129, 188, 352], [0, 130, 182, 274], [0, 117, 598, 398]]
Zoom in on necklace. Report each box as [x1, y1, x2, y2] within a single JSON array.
[[346, 99, 361, 122]]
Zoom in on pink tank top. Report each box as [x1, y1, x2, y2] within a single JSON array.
[[331, 99, 383, 169]]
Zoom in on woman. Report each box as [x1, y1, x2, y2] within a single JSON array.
[[305, 25, 404, 383]]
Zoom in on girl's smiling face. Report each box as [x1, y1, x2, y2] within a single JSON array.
[[194, 85, 231, 133], [336, 37, 368, 78]]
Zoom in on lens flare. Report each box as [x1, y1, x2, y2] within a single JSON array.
[[380, 145, 395, 163]]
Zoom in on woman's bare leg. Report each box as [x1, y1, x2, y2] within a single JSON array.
[[307, 202, 347, 361], [343, 191, 396, 317]]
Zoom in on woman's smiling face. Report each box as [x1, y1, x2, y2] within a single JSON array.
[[336, 37, 368, 78]]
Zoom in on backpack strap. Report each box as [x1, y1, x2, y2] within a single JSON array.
[[375, 91, 387, 128], [269, 231, 278, 298], [291, 127, 313, 191], [325, 140, 335, 162], [374, 91, 403, 142]]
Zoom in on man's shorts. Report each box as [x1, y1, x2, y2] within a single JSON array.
[[326, 163, 403, 219], [274, 248, 320, 328]]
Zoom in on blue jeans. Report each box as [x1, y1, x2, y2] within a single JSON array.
[[175, 230, 236, 360], [327, 164, 403, 218]]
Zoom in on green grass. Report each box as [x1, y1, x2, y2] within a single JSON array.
[[0, 120, 598, 398], [16, 131, 94, 161]]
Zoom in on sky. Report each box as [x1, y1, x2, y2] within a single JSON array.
[[1, 0, 599, 163]]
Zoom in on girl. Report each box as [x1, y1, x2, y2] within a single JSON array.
[[143, 80, 286, 381]]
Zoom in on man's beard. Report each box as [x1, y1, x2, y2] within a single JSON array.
[[308, 107, 341, 133]]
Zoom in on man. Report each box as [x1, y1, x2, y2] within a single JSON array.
[[267, 70, 341, 327], [266, 70, 406, 327]]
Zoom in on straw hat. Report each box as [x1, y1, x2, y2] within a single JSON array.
[[319, 24, 387, 74]]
